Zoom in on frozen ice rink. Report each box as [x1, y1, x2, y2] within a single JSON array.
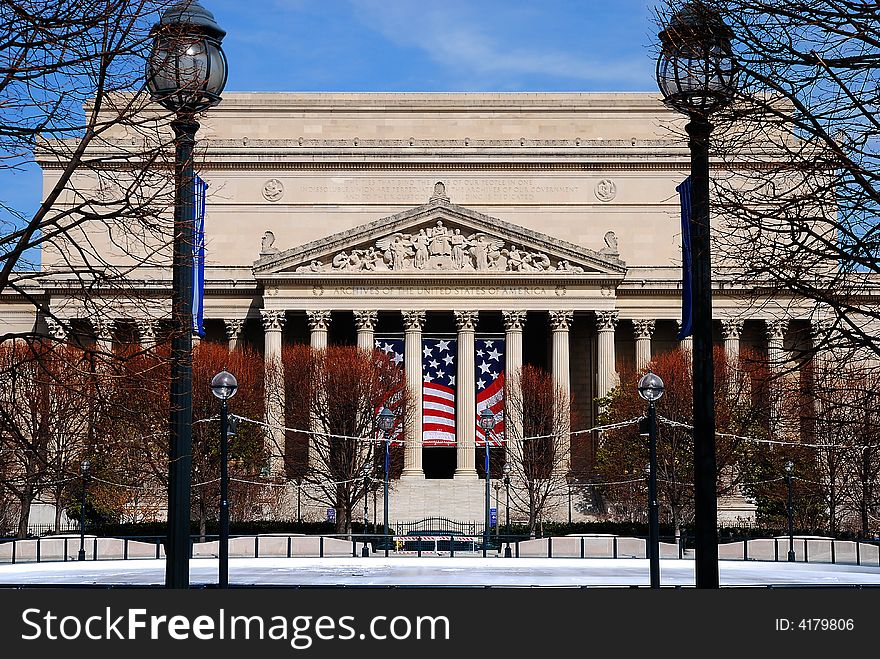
[[2, 556, 880, 587]]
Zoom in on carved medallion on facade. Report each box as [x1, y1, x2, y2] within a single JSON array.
[[262, 178, 284, 202], [594, 178, 617, 202]]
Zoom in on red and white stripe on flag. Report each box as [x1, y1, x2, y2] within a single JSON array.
[[475, 338, 505, 447], [422, 338, 457, 446]]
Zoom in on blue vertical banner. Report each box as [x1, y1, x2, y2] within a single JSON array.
[[192, 174, 208, 337], [676, 176, 693, 340]]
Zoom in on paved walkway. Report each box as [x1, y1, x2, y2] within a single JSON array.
[[2, 557, 880, 587]]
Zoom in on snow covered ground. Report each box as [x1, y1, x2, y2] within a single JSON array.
[[2, 556, 880, 587]]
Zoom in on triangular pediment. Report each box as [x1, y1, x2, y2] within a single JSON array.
[[254, 187, 626, 279]]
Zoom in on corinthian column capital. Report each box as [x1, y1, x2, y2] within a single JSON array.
[[261, 309, 286, 332], [354, 310, 379, 331], [454, 310, 479, 332], [549, 310, 573, 331], [632, 319, 656, 339], [502, 310, 527, 332], [306, 310, 331, 332], [595, 310, 619, 332], [402, 310, 426, 331]]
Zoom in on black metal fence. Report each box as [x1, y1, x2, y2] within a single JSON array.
[[2, 533, 879, 567]]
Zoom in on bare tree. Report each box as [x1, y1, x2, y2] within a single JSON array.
[[655, 1, 880, 364], [1, 1, 196, 338], [504, 365, 572, 537]]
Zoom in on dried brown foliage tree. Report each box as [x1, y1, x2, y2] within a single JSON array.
[[282, 345, 411, 534], [0, 340, 96, 536], [596, 347, 767, 528], [504, 365, 572, 537]]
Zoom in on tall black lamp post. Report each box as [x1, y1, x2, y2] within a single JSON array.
[[210, 370, 237, 588], [78, 459, 91, 561], [502, 461, 512, 558], [377, 407, 396, 556], [479, 408, 495, 558], [638, 371, 665, 589], [656, 1, 736, 589], [784, 460, 795, 562], [146, 0, 228, 589]]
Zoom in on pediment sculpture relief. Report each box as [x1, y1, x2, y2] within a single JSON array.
[[295, 220, 586, 273]]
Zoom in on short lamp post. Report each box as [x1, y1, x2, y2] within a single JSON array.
[[502, 462, 512, 558], [78, 459, 91, 561], [656, 0, 736, 589], [146, 0, 228, 589], [377, 407, 396, 557], [638, 371, 665, 589], [211, 370, 238, 589], [784, 460, 795, 562], [479, 408, 495, 558], [362, 463, 371, 557]]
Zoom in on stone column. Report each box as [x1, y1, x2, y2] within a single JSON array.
[[307, 310, 331, 349], [454, 310, 479, 479], [767, 319, 788, 436], [676, 320, 693, 352], [550, 310, 573, 477], [633, 319, 655, 371], [261, 310, 286, 475], [595, 311, 619, 402], [401, 310, 426, 479], [225, 319, 244, 352], [354, 310, 379, 352], [721, 319, 743, 364], [93, 319, 114, 355], [502, 311, 526, 443]]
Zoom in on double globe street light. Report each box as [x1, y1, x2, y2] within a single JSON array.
[[656, 0, 737, 589], [211, 370, 238, 588], [377, 407, 396, 556], [146, 0, 228, 589], [479, 408, 496, 558]]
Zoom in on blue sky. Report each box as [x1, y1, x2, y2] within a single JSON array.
[[2, 0, 659, 255]]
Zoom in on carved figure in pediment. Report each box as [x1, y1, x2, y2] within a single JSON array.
[[504, 245, 529, 271], [450, 228, 470, 269], [332, 251, 350, 269], [295, 259, 325, 272], [388, 234, 412, 270], [428, 220, 451, 257], [557, 260, 584, 273], [413, 229, 429, 269], [469, 233, 504, 271], [531, 253, 551, 271]]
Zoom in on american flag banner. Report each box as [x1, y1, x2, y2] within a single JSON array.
[[374, 338, 405, 445], [422, 338, 457, 446], [475, 338, 505, 447]]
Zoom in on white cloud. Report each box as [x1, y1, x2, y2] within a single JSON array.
[[348, 0, 651, 87]]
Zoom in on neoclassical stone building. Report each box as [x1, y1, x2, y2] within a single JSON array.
[[12, 92, 830, 523]]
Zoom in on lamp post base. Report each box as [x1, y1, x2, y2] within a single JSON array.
[[504, 544, 512, 558], [78, 549, 86, 561], [788, 550, 796, 562]]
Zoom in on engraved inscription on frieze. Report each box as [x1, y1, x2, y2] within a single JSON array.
[[295, 220, 586, 273]]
